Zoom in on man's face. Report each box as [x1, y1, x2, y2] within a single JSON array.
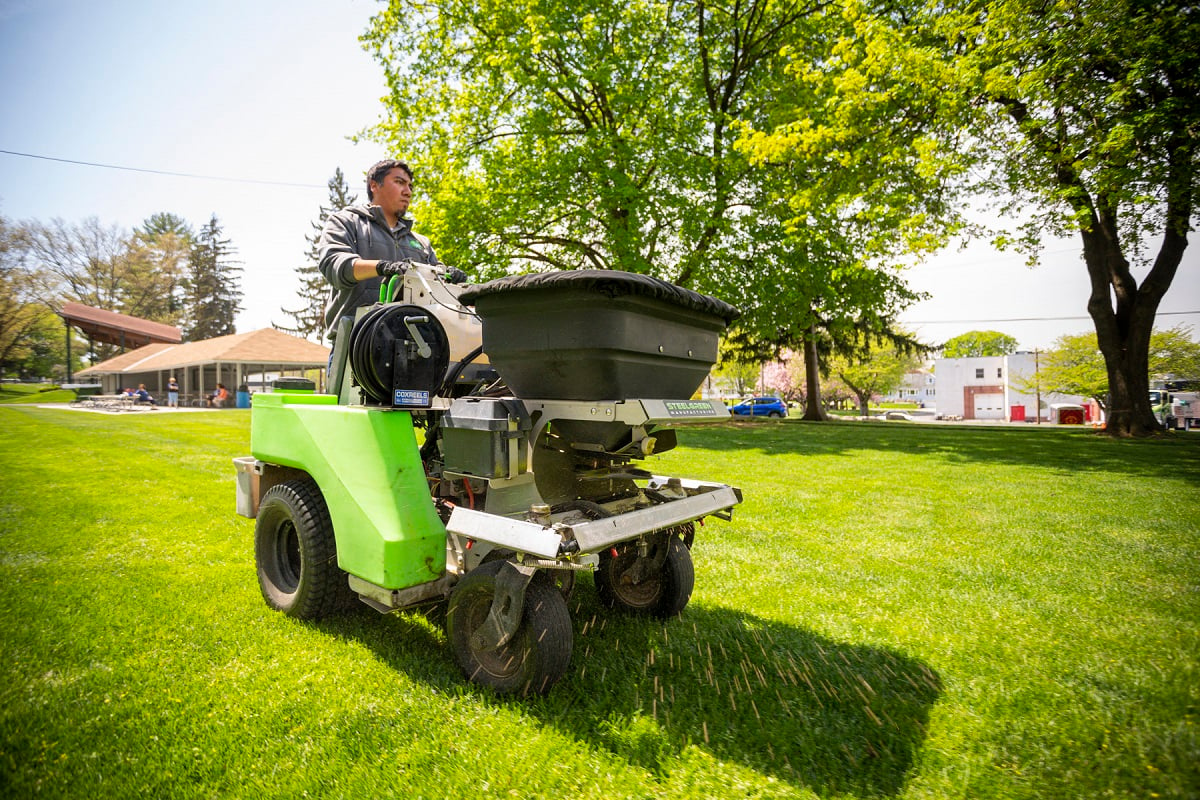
[[370, 168, 412, 218]]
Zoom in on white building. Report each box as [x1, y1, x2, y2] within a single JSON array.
[[934, 353, 1096, 422]]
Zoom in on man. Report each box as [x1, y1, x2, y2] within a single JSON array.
[[317, 159, 464, 340]]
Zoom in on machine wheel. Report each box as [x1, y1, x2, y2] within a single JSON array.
[[446, 562, 573, 695], [596, 533, 694, 618], [254, 479, 352, 619]]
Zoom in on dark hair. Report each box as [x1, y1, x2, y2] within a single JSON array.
[[366, 159, 413, 201]]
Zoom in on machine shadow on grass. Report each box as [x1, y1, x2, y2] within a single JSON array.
[[684, 419, 1200, 487], [319, 577, 942, 799]]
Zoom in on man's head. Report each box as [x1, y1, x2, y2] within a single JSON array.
[[366, 159, 414, 224]]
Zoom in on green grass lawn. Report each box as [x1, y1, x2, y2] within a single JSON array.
[[0, 383, 77, 404], [1, 407, 1196, 799]]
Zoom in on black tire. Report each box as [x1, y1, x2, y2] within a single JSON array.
[[596, 533, 694, 618], [769, 411, 783, 418], [446, 562, 573, 695], [254, 479, 353, 619]]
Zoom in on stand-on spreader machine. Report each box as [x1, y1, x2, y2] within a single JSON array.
[[234, 266, 743, 695]]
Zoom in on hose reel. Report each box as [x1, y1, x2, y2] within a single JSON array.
[[347, 303, 450, 408]]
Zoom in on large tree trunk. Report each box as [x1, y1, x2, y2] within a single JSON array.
[[801, 324, 827, 421], [1081, 200, 1189, 438]]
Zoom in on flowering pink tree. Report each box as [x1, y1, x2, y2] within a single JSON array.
[[761, 349, 805, 401]]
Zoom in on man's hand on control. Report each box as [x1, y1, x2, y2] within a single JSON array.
[[443, 267, 468, 284], [376, 260, 408, 277]]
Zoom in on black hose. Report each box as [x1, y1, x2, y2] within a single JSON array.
[[439, 345, 485, 397]]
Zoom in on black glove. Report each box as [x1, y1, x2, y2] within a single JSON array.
[[443, 266, 469, 284], [376, 260, 408, 277]]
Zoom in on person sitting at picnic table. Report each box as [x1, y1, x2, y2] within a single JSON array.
[[206, 383, 230, 408], [132, 383, 157, 406]]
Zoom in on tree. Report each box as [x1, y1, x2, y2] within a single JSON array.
[[761, 353, 805, 403], [181, 215, 242, 341], [21, 217, 136, 313], [125, 213, 193, 326], [1031, 326, 1200, 413], [20, 213, 191, 325], [725, 0, 966, 419], [712, 355, 761, 399], [361, 0, 962, 423], [362, 0, 825, 285], [1031, 332, 1110, 411], [8, 306, 81, 381], [942, 330, 1020, 358], [277, 168, 358, 341], [0, 215, 47, 376], [828, 337, 924, 417], [1149, 325, 1200, 385], [920, 0, 1200, 436]]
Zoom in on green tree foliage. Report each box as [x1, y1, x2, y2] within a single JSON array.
[[1033, 332, 1110, 410], [361, 0, 826, 286], [828, 337, 924, 417], [713, 356, 763, 399], [1150, 326, 1200, 384], [276, 168, 358, 341], [182, 215, 242, 341], [7, 306, 81, 381], [731, 0, 970, 376], [0, 215, 47, 376], [126, 213, 193, 326], [362, 0, 953, 423], [942, 330, 1020, 358], [921, 0, 1200, 435], [1034, 326, 1200, 411], [719, 211, 931, 419]]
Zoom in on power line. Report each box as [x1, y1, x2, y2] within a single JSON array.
[[905, 310, 1200, 324], [0, 148, 328, 189]]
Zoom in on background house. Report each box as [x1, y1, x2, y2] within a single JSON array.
[[879, 368, 937, 407]]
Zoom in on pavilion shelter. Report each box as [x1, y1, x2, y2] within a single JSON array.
[[77, 328, 330, 404], [59, 302, 183, 382]]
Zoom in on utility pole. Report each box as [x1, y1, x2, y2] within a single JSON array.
[[1034, 348, 1042, 425]]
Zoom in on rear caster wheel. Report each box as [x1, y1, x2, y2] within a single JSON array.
[[446, 562, 573, 695], [596, 532, 694, 618]]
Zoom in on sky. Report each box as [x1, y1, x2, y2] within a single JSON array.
[[1, 0, 1197, 352]]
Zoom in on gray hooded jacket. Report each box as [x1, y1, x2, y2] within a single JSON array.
[[317, 204, 441, 337]]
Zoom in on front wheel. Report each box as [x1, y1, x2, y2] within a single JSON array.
[[446, 562, 573, 695], [596, 533, 694, 618], [254, 479, 353, 619]]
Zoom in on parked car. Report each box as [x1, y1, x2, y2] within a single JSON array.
[[730, 396, 788, 418]]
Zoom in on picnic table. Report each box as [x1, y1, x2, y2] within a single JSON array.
[[70, 394, 157, 412]]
